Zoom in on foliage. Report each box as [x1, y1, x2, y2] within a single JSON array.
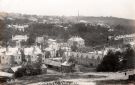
[[97, 50, 120, 72], [45, 51, 51, 58], [68, 56, 77, 64], [2, 16, 135, 47], [14, 67, 26, 78], [97, 45, 135, 72], [123, 46, 135, 69], [14, 57, 43, 78]]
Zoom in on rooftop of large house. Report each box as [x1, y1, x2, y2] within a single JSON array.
[[36, 37, 44, 43], [24, 46, 42, 55], [79, 20, 88, 23], [68, 36, 84, 42], [12, 35, 28, 41], [48, 38, 56, 42], [0, 47, 21, 56], [64, 51, 103, 59], [114, 33, 135, 40], [0, 46, 42, 56]]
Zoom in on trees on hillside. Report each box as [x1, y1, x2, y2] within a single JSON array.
[[123, 45, 135, 69], [2, 18, 134, 47], [97, 45, 135, 72], [96, 50, 120, 72]]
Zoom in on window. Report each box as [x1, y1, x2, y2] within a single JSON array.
[[77, 54, 79, 57], [86, 55, 89, 59], [90, 63, 93, 67], [97, 56, 100, 61], [92, 56, 94, 59], [81, 55, 83, 59]]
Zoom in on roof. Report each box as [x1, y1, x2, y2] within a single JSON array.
[[41, 64, 47, 69], [11, 66, 22, 72], [61, 61, 72, 66], [0, 71, 13, 78], [44, 59, 61, 67], [12, 35, 28, 41], [6, 47, 21, 55], [24, 46, 42, 55], [24, 47, 33, 55], [68, 36, 84, 42], [48, 39, 56, 42], [0, 65, 10, 70], [0, 47, 6, 52], [44, 47, 53, 51], [65, 51, 103, 59], [79, 20, 88, 23], [36, 37, 44, 43]]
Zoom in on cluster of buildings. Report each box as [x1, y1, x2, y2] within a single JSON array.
[[63, 51, 103, 67], [114, 33, 135, 41], [67, 36, 85, 48], [2, 33, 134, 74], [2, 31, 134, 72], [0, 46, 43, 65], [7, 24, 29, 32], [0, 35, 105, 70]]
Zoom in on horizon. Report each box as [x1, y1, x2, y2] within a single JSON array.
[[0, 0, 135, 19], [1, 11, 135, 20]]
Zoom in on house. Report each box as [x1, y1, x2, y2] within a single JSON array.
[[36, 37, 44, 44], [47, 38, 57, 45], [12, 35, 28, 47], [0, 47, 22, 65], [0, 71, 14, 82], [44, 59, 61, 71], [44, 39, 59, 58], [0, 64, 11, 71], [12, 35, 28, 42], [23, 46, 44, 63], [68, 36, 85, 48], [61, 61, 75, 73], [123, 37, 135, 46], [8, 24, 29, 32], [63, 51, 103, 67]]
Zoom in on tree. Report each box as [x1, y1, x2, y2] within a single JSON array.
[[14, 67, 26, 78], [97, 50, 120, 72], [68, 56, 77, 64], [123, 45, 135, 69]]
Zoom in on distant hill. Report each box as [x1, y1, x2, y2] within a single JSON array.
[[1, 12, 135, 27], [0, 12, 135, 47], [78, 16, 135, 26]]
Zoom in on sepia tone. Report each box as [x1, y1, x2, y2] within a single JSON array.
[[0, 0, 135, 85]]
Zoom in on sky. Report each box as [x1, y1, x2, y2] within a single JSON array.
[[0, 0, 135, 19]]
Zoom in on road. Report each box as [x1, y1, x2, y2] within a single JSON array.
[[2, 69, 131, 85]]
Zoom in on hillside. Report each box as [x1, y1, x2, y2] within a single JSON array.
[[0, 13, 135, 47]]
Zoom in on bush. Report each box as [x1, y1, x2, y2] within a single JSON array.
[[14, 64, 42, 78], [14, 68, 26, 78], [96, 50, 120, 72]]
